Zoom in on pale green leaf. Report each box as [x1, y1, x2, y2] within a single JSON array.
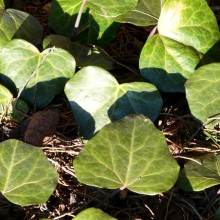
[[74, 208, 117, 220], [87, 0, 138, 18], [43, 35, 113, 70], [0, 8, 43, 48], [115, 0, 165, 26], [0, 84, 12, 113], [177, 154, 220, 191], [64, 66, 162, 139], [158, 0, 220, 53], [185, 63, 220, 128], [139, 34, 201, 92], [0, 84, 28, 121], [74, 115, 180, 194], [0, 139, 58, 206], [0, 39, 75, 109]]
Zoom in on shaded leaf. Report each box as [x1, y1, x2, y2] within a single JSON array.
[[185, 63, 220, 128], [177, 154, 220, 191], [0, 8, 43, 48], [0, 139, 58, 206], [74, 115, 179, 194], [0, 39, 75, 109], [65, 66, 162, 139], [139, 34, 200, 92], [158, 0, 220, 54], [74, 208, 117, 220], [43, 35, 113, 70], [48, 0, 119, 46]]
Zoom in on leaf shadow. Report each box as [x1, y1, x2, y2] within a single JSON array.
[[68, 101, 95, 140], [108, 90, 162, 122], [48, 1, 119, 47], [196, 39, 220, 68], [140, 68, 186, 93]]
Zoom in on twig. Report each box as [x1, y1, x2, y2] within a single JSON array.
[[147, 25, 157, 41], [174, 155, 202, 165], [47, 158, 76, 178]]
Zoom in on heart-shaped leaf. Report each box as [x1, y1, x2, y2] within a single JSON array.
[[74, 115, 179, 194], [139, 34, 201, 92], [115, 0, 165, 26], [0, 139, 58, 206], [185, 63, 220, 128], [0, 39, 75, 109], [74, 208, 117, 220], [158, 0, 220, 54], [139, 0, 220, 92], [65, 66, 162, 139], [177, 154, 220, 191], [0, 8, 43, 48], [48, 0, 119, 46], [43, 35, 113, 70]]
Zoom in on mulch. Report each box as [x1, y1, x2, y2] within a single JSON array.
[[1, 0, 220, 219]]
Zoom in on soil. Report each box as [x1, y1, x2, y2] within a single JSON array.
[[1, 0, 220, 219]]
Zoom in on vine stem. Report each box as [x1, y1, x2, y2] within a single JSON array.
[[74, 0, 87, 29]]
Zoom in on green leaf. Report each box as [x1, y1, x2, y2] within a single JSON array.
[[115, 0, 165, 26], [214, 208, 220, 220], [74, 115, 179, 194], [0, 84, 12, 113], [0, 84, 29, 121], [0, 39, 75, 109], [87, 0, 138, 18], [0, 8, 43, 48], [139, 34, 200, 92], [43, 35, 113, 70], [74, 208, 117, 220], [185, 63, 220, 128], [177, 154, 220, 191], [48, 0, 119, 46], [65, 66, 162, 139], [0, 139, 58, 206], [158, 0, 220, 54]]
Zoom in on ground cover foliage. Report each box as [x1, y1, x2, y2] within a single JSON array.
[[1, 0, 220, 219]]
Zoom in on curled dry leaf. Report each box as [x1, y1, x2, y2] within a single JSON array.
[[25, 109, 59, 146]]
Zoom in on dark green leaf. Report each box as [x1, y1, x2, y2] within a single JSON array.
[[43, 35, 113, 70], [177, 154, 220, 191]]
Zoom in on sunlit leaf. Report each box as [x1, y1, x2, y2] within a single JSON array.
[[0, 139, 58, 206], [65, 66, 162, 139], [0, 8, 43, 48], [74, 115, 179, 194], [139, 34, 200, 92], [185, 63, 220, 128], [74, 208, 117, 220], [158, 0, 220, 53], [0, 39, 75, 109]]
